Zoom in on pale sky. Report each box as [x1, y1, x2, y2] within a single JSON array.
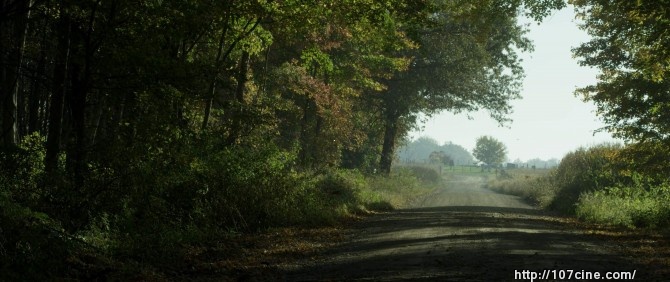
[[409, 7, 621, 162]]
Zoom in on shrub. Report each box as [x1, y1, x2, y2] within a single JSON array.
[[0, 177, 74, 281], [484, 143, 670, 229], [314, 169, 369, 215], [0, 134, 84, 280], [406, 166, 441, 184], [485, 169, 556, 208], [0, 131, 443, 278], [549, 144, 622, 214], [366, 167, 440, 208], [576, 177, 670, 228]]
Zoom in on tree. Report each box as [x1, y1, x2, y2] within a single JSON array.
[[0, 0, 31, 148], [429, 150, 454, 166], [0, 0, 561, 235], [376, 0, 565, 174], [440, 142, 475, 165], [473, 136, 507, 166], [397, 137, 474, 165], [572, 0, 670, 143], [397, 136, 440, 163], [262, 0, 423, 170]]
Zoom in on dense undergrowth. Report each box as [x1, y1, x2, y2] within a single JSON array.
[[486, 143, 670, 229], [0, 135, 438, 280]]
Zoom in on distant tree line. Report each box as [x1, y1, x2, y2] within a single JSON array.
[[397, 136, 475, 165], [518, 158, 560, 169]]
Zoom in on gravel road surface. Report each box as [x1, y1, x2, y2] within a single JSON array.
[[284, 175, 654, 281]]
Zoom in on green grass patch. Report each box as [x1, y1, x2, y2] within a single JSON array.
[[311, 166, 441, 217], [576, 180, 670, 228], [443, 165, 497, 176], [397, 163, 498, 178], [485, 168, 556, 208], [368, 166, 440, 208], [485, 144, 670, 230]]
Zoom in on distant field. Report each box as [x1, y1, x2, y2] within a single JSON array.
[[395, 163, 553, 178], [397, 163, 487, 173]]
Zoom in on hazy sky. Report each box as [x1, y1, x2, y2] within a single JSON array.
[[409, 7, 621, 162]]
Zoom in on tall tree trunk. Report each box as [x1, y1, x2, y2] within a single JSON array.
[[226, 51, 249, 145], [201, 23, 229, 131], [201, 83, 215, 131], [298, 97, 311, 168], [27, 54, 44, 135], [0, 0, 30, 148], [67, 61, 89, 188], [379, 114, 399, 175], [203, 16, 260, 132], [28, 35, 47, 134], [45, 10, 71, 174], [67, 0, 98, 187], [90, 97, 104, 145]]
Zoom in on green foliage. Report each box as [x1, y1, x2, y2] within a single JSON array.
[[576, 178, 670, 228], [549, 144, 622, 214], [314, 169, 373, 217], [406, 166, 442, 185], [107, 142, 312, 262], [473, 136, 507, 166], [486, 142, 670, 229], [486, 169, 556, 208], [0, 133, 46, 193], [617, 141, 670, 181], [397, 136, 474, 165], [367, 167, 440, 208], [0, 135, 78, 280], [572, 0, 670, 142], [0, 0, 563, 278], [429, 151, 454, 166]]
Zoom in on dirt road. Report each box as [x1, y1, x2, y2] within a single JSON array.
[[283, 175, 656, 281]]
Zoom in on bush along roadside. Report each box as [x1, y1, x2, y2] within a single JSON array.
[[0, 135, 439, 280], [576, 174, 670, 228], [486, 143, 670, 229]]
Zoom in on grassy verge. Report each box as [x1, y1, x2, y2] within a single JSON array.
[[0, 133, 440, 280], [483, 145, 670, 278], [181, 166, 440, 280], [485, 168, 555, 208], [116, 166, 441, 280], [576, 181, 670, 228], [366, 166, 442, 208], [398, 163, 497, 176], [0, 150, 440, 280], [485, 144, 670, 230], [305, 166, 440, 223]]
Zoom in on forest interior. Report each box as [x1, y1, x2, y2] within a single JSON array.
[[1, 0, 670, 280]]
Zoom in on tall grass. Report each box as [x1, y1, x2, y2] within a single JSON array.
[[486, 143, 670, 229], [302, 166, 440, 222], [576, 176, 670, 228], [486, 168, 555, 208], [367, 166, 441, 208]]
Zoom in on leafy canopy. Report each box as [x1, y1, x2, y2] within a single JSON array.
[[572, 0, 670, 142], [473, 136, 507, 165]]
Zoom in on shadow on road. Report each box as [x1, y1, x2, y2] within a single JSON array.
[[285, 205, 656, 281]]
